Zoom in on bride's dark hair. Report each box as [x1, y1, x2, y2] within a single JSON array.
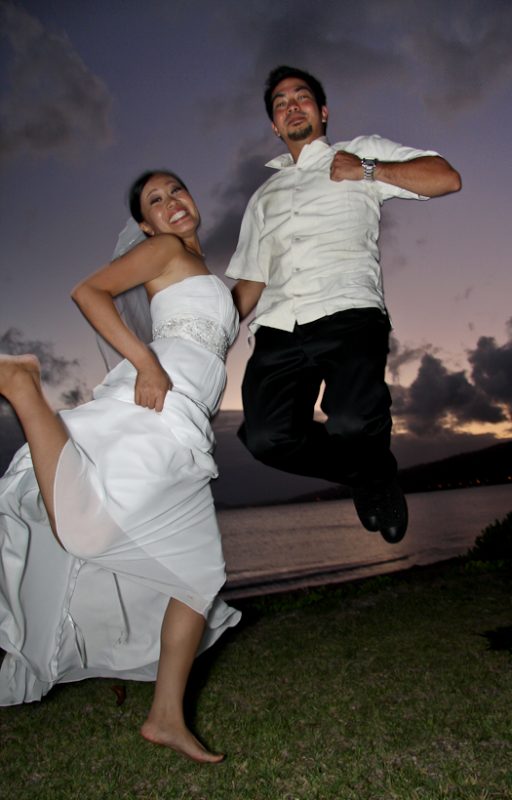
[[129, 170, 189, 222]]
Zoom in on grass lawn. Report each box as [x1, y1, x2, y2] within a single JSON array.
[[1, 560, 511, 800]]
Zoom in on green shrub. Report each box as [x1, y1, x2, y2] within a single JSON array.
[[467, 511, 512, 561]]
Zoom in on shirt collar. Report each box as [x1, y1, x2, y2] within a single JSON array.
[[265, 136, 331, 169]]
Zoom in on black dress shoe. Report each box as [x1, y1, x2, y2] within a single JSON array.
[[352, 478, 408, 543], [352, 484, 380, 532]]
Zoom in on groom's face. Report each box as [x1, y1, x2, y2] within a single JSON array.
[[270, 77, 327, 147]]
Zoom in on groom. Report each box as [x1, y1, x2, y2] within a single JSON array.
[[226, 65, 461, 543]]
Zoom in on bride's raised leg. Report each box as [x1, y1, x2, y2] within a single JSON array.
[[140, 597, 225, 763], [0, 355, 69, 535]]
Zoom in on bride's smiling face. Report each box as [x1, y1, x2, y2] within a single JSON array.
[[139, 173, 200, 238]]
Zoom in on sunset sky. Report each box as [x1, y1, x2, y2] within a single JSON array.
[[1, 0, 511, 502]]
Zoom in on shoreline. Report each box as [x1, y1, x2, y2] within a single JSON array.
[[219, 483, 512, 598]]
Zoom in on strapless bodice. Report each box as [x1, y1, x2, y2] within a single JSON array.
[[150, 274, 238, 358], [92, 274, 238, 452]]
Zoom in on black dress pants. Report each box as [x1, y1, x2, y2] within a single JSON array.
[[239, 308, 397, 487]]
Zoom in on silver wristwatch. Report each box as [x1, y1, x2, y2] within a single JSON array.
[[361, 157, 378, 181]]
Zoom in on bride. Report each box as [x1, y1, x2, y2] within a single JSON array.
[[0, 170, 241, 763]]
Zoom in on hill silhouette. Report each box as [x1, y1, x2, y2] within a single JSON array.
[[399, 439, 512, 493], [288, 440, 512, 504]]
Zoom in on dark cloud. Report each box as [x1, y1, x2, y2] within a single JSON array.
[[0, 327, 89, 470], [387, 335, 433, 384], [0, 327, 79, 386], [201, 0, 407, 132], [453, 286, 474, 303], [379, 210, 410, 275], [59, 382, 91, 408], [214, 0, 512, 128], [240, 0, 404, 86], [0, 0, 113, 161], [403, 0, 512, 115], [203, 207, 249, 275], [392, 352, 506, 436], [202, 141, 272, 271], [377, 321, 512, 438], [469, 324, 512, 408]]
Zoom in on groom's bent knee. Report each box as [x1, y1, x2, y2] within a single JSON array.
[[237, 422, 298, 466]]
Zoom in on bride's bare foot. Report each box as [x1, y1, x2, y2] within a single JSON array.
[[0, 355, 41, 401], [140, 719, 225, 763]]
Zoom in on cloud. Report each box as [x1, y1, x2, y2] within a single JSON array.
[[59, 382, 91, 408], [0, 327, 79, 386], [249, 3, 404, 93], [401, 0, 512, 114], [387, 321, 512, 437], [216, 0, 512, 128], [469, 321, 512, 409], [379, 212, 411, 274], [202, 140, 272, 271], [199, 0, 408, 135], [0, 0, 113, 162], [387, 335, 434, 384], [452, 286, 474, 303], [392, 351, 506, 436]]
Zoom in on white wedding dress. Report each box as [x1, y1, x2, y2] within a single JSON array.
[[0, 274, 241, 705]]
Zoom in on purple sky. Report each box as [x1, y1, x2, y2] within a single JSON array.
[[1, 0, 512, 493]]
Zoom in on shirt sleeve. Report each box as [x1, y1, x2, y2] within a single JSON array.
[[225, 192, 267, 282], [341, 134, 440, 201]]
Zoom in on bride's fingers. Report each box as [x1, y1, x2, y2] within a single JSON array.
[[134, 388, 167, 411]]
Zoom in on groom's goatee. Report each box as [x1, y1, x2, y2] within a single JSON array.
[[288, 123, 313, 142]]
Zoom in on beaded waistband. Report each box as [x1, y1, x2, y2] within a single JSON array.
[[152, 316, 229, 361]]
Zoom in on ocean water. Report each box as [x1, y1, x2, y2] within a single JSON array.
[[219, 484, 512, 599]]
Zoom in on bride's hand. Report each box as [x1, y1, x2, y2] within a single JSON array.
[[134, 357, 172, 412]]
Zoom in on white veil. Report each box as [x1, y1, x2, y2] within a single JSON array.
[[96, 217, 153, 372]]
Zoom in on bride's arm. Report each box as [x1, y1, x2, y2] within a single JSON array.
[[71, 236, 178, 411]]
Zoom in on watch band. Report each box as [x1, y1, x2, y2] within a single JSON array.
[[361, 157, 378, 181]]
